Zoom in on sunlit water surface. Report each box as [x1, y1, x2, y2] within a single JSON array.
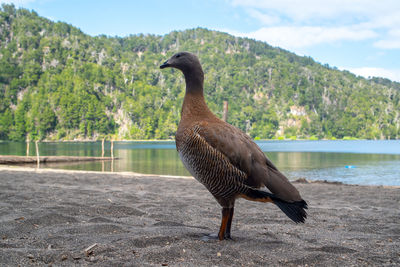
[[1, 140, 399, 186]]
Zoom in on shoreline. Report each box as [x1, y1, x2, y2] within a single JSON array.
[[0, 167, 399, 266], [0, 165, 193, 180], [1, 165, 399, 188], [2, 138, 400, 143]]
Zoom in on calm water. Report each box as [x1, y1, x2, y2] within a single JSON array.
[[1, 140, 399, 186]]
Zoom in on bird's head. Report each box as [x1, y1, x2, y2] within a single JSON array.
[[160, 52, 201, 73]]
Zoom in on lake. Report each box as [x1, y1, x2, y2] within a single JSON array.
[[1, 140, 399, 186]]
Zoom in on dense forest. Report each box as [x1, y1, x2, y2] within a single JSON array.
[[1, 4, 400, 141]]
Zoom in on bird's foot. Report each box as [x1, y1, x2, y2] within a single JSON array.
[[224, 233, 232, 240], [220, 232, 233, 240], [200, 233, 232, 241]]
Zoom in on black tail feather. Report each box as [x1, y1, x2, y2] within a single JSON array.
[[245, 188, 308, 223], [272, 198, 308, 223]]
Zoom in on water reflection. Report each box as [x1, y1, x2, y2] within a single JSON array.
[[267, 152, 400, 170], [114, 148, 187, 175], [268, 152, 400, 185], [1, 141, 399, 185]]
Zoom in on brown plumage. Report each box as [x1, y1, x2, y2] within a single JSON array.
[[160, 52, 307, 240]]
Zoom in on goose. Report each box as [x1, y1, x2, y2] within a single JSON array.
[[160, 52, 307, 240]]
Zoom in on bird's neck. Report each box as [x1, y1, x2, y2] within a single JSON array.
[[183, 67, 204, 94], [181, 69, 214, 121]]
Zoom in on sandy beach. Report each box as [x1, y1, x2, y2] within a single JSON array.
[[0, 166, 399, 266]]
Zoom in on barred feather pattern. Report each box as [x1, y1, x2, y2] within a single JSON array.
[[178, 125, 249, 200]]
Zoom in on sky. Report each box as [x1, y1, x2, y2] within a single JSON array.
[[2, 0, 400, 82]]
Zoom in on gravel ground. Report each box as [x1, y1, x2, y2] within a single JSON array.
[[0, 167, 399, 266]]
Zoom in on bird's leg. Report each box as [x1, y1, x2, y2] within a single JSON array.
[[218, 208, 229, 240], [218, 207, 234, 240], [225, 207, 234, 239]]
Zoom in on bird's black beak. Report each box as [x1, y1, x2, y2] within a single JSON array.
[[160, 60, 170, 69]]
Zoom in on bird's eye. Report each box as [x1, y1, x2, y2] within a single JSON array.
[[176, 54, 181, 58]]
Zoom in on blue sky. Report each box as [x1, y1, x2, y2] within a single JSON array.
[[2, 0, 400, 82]]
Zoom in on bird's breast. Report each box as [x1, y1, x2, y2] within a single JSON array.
[[177, 126, 247, 200]]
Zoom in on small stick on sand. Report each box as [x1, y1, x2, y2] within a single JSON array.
[[84, 243, 98, 256]]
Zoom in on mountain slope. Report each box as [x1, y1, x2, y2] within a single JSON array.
[[1, 4, 399, 141]]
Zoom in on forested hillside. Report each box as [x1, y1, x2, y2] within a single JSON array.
[[1, 4, 399, 141]]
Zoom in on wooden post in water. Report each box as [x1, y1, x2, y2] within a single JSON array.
[[101, 138, 105, 171], [101, 138, 105, 158], [111, 140, 114, 159], [26, 139, 30, 157], [110, 139, 114, 172], [35, 140, 40, 168], [222, 101, 228, 122]]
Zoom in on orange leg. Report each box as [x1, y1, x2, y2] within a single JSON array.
[[218, 207, 234, 240], [225, 207, 234, 239]]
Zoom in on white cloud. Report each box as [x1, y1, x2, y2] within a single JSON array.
[[374, 39, 400, 49], [230, 0, 400, 50], [226, 26, 377, 50], [344, 67, 400, 82], [374, 29, 400, 49], [231, 0, 399, 24], [366, 11, 400, 29], [245, 9, 281, 25]]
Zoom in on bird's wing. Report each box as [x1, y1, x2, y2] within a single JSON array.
[[177, 124, 249, 199], [195, 120, 269, 175], [196, 120, 302, 202]]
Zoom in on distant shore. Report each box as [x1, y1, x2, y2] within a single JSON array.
[[0, 167, 399, 266], [4, 137, 399, 143]]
